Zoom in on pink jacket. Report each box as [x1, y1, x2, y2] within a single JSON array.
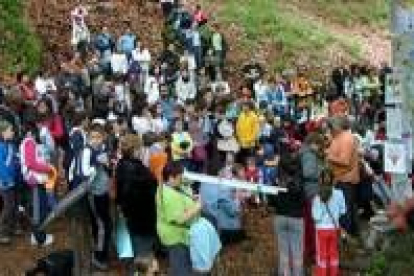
[[21, 137, 50, 174]]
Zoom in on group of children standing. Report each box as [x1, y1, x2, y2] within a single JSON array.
[[0, 1, 403, 275]]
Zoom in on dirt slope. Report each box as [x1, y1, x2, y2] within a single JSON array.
[[27, 0, 165, 73]]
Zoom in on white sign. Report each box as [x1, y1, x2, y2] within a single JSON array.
[[384, 142, 407, 174], [386, 107, 403, 138], [385, 74, 403, 104]]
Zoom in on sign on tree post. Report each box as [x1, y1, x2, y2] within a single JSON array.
[[387, 0, 414, 202]]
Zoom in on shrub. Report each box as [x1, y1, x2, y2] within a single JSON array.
[[0, 0, 42, 74]]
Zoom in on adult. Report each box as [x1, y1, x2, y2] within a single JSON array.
[[156, 161, 202, 276], [299, 132, 326, 264], [326, 116, 360, 237], [116, 134, 158, 274], [268, 155, 305, 276]]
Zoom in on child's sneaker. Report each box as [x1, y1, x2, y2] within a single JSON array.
[[0, 235, 11, 245], [31, 233, 54, 246], [91, 257, 108, 271]]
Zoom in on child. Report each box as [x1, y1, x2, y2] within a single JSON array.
[[244, 156, 263, 204], [70, 123, 112, 270], [312, 168, 347, 276], [215, 153, 245, 245], [256, 143, 278, 186], [20, 121, 54, 246], [0, 120, 17, 244]]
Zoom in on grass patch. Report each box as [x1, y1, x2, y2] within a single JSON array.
[[301, 0, 390, 28], [204, 0, 361, 70], [0, 0, 41, 74]]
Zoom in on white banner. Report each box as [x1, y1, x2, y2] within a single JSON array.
[[183, 171, 287, 195]]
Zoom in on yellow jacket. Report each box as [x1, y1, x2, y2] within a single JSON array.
[[236, 111, 259, 149]]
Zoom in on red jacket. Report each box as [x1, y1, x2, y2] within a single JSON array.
[[244, 167, 261, 183], [38, 114, 65, 143]]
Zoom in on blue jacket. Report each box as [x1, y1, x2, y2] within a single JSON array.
[[200, 182, 241, 231], [118, 34, 136, 54], [0, 141, 17, 190], [160, 98, 175, 124]]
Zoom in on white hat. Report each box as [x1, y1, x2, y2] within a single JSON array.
[[218, 119, 234, 138], [92, 118, 106, 126]]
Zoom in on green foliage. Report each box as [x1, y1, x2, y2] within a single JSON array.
[[366, 231, 414, 276], [0, 0, 42, 74]]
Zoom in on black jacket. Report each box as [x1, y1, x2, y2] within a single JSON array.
[[116, 157, 158, 237]]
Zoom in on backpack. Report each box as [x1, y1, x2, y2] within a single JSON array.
[[68, 131, 88, 190], [279, 150, 304, 194], [127, 60, 141, 83], [95, 33, 111, 52], [20, 137, 49, 188]]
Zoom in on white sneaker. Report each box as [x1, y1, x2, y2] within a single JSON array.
[[31, 233, 54, 246]]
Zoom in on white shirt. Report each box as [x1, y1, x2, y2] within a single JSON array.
[[34, 77, 56, 95], [211, 81, 230, 96], [254, 80, 269, 105], [152, 117, 168, 134], [180, 54, 197, 71], [111, 53, 128, 74], [144, 76, 160, 105], [134, 49, 151, 71], [132, 116, 153, 135], [312, 189, 346, 230], [175, 77, 197, 104]]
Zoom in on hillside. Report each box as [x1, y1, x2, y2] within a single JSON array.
[[5, 1, 414, 77]]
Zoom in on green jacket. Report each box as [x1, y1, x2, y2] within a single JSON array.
[[156, 184, 197, 246]]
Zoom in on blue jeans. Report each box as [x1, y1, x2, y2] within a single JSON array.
[[32, 186, 49, 227], [191, 45, 203, 68], [168, 244, 193, 276], [273, 216, 304, 276], [261, 166, 277, 186]]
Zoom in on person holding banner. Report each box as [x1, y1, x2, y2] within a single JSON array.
[[156, 161, 200, 276]]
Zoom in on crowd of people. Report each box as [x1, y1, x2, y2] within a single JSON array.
[[0, 1, 413, 276]]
